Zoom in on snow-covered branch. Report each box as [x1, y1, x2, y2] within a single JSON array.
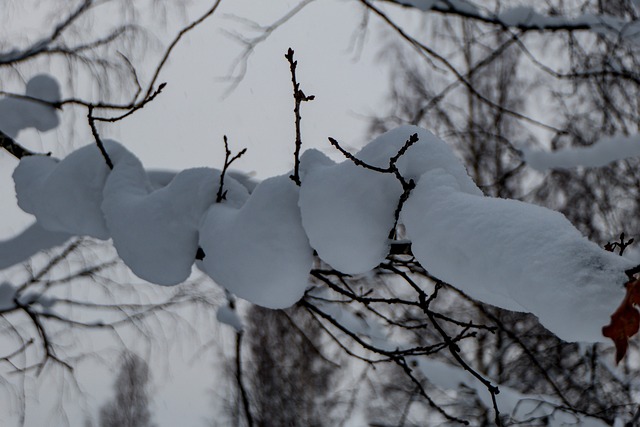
[[382, 0, 640, 38], [522, 134, 640, 171]]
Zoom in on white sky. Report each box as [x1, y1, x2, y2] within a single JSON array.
[[0, 0, 395, 426]]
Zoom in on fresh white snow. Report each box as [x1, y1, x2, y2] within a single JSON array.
[[299, 126, 480, 274], [299, 148, 402, 274], [13, 142, 116, 239], [402, 168, 633, 342], [199, 174, 313, 308], [102, 145, 227, 286]]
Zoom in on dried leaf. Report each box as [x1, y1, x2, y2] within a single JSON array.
[[602, 278, 640, 363]]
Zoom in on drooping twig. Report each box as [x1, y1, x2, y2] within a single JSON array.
[[285, 48, 315, 186], [94, 83, 167, 123], [216, 135, 247, 203], [416, 286, 503, 426], [87, 106, 113, 169]]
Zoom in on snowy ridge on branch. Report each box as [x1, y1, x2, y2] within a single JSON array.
[[299, 126, 481, 274], [102, 145, 230, 286], [13, 142, 114, 239], [5, 125, 633, 342], [199, 174, 313, 308], [522, 134, 640, 171], [387, 0, 640, 39], [402, 168, 633, 342]]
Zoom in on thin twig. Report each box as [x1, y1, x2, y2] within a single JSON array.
[[87, 106, 113, 169], [216, 135, 247, 203], [285, 48, 315, 185]]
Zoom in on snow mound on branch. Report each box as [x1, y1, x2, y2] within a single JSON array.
[[299, 149, 402, 274], [522, 134, 640, 170], [13, 141, 120, 239], [102, 146, 243, 286], [402, 169, 633, 342], [299, 126, 479, 274], [0, 74, 60, 137], [200, 175, 313, 309], [497, 6, 567, 28]]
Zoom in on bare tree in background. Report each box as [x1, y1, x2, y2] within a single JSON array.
[[361, 0, 640, 424], [248, 305, 340, 427], [99, 352, 155, 427]]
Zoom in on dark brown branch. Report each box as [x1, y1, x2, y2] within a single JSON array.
[[329, 133, 418, 239], [285, 48, 315, 186], [87, 106, 113, 169], [328, 137, 390, 173], [302, 299, 470, 425], [605, 232, 634, 256]]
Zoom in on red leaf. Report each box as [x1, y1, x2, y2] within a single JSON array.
[[602, 278, 640, 363]]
